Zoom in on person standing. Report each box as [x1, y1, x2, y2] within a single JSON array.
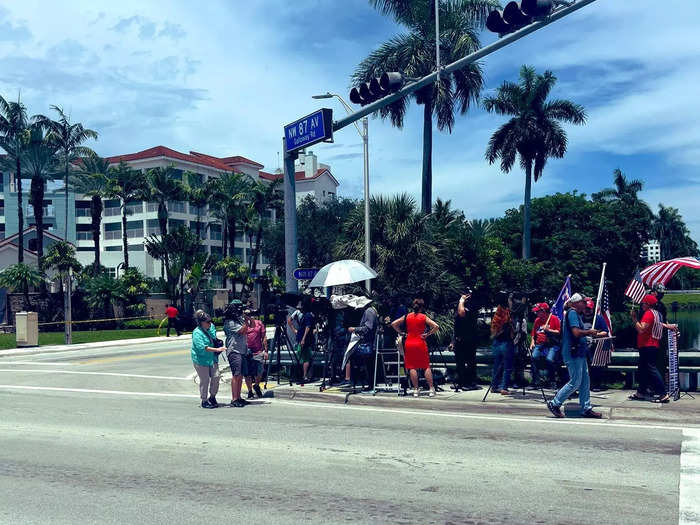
[[392, 298, 439, 397], [191, 310, 222, 409], [345, 299, 380, 387], [223, 301, 249, 408], [529, 303, 561, 389], [547, 294, 605, 418], [293, 296, 315, 383], [629, 294, 677, 403], [244, 309, 268, 399], [582, 298, 610, 391], [489, 295, 515, 395], [165, 303, 181, 337], [453, 293, 480, 390]]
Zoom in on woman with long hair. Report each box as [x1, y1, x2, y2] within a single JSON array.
[[392, 298, 439, 397], [490, 294, 515, 395]]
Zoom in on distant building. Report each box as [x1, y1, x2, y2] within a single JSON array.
[[643, 240, 662, 263], [259, 150, 339, 206]]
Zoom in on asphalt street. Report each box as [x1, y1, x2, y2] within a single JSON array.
[[0, 340, 698, 524]]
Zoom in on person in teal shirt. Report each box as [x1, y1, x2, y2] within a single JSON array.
[[191, 310, 223, 409]]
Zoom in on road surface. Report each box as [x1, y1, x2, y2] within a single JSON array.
[[0, 340, 698, 524]]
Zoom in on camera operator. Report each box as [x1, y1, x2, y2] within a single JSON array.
[[223, 300, 249, 408], [290, 296, 315, 383], [452, 292, 480, 391], [244, 308, 267, 399]]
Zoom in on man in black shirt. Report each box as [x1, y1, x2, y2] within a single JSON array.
[[453, 293, 481, 390]]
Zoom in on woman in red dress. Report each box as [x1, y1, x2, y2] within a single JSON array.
[[392, 298, 439, 397]]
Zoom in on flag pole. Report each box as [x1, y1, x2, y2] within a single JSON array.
[[545, 274, 571, 327], [592, 263, 606, 331]]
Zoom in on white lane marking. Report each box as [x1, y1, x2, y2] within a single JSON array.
[[680, 429, 700, 525], [0, 369, 191, 381], [272, 399, 692, 432], [0, 361, 78, 366], [0, 385, 198, 398]]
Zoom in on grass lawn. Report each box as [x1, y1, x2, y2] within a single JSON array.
[[664, 293, 700, 308], [0, 328, 182, 350]]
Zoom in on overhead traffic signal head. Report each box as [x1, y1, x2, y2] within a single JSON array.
[[349, 72, 405, 106], [487, 0, 554, 36]]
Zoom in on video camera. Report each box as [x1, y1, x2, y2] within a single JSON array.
[[223, 300, 245, 320]]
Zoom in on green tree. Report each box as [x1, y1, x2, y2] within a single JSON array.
[[653, 204, 699, 261], [82, 272, 124, 320], [595, 168, 645, 205], [144, 166, 185, 238], [23, 125, 59, 265], [183, 171, 211, 241], [44, 241, 82, 344], [0, 94, 31, 263], [215, 256, 250, 299], [105, 161, 148, 269], [484, 65, 586, 259], [35, 106, 97, 237], [118, 267, 150, 317], [0, 263, 45, 310], [71, 155, 111, 271], [353, 0, 497, 213]]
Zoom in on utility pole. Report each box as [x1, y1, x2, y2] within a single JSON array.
[[283, 139, 299, 293], [362, 116, 371, 292]]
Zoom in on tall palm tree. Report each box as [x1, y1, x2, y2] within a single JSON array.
[[0, 94, 31, 263], [484, 65, 586, 259], [654, 204, 698, 260], [105, 162, 147, 269], [71, 155, 110, 271], [35, 106, 97, 239], [183, 171, 210, 241], [353, 0, 497, 214], [144, 166, 185, 238], [23, 125, 59, 265]]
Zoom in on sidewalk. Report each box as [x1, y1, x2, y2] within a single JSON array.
[[272, 381, 700, 424]]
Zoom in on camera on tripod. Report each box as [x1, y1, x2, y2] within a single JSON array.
[[223, 300, 245, 321]]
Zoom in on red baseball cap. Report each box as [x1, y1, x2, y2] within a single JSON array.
[[532, 302, 550, 313], [642, 294, 658, 306], [585, 299, 594, 310]]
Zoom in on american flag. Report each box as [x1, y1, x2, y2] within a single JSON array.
[[597, 283, 613, 336], [551, 276, 572, 321], [591, 283, 614, 367], [640, 257, 700, 286], [624, 269, 646, 304]]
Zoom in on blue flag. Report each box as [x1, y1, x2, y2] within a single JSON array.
[[551, 276, 572, 321]]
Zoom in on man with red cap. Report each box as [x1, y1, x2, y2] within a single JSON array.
[[629, 294, 678, 403], [529, 302, 561, 388]]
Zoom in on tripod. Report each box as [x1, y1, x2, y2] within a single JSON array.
[[481, 343, 547, 404], [265, 321, 302, 387]]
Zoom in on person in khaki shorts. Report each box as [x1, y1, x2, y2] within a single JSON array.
[[190, 310, 223, 409]]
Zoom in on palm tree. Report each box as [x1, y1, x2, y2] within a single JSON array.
[[144, 166, 185, 238], [44, 241, 82, 344], [596, 168, 644, 204], [353, 0, 497, 214], [105, 162, 147, 269], [0, 263, 45, 310], [654, 204, 698, 260], [484, 65, 586, 259], [183, 171, 210, 241], [71, 155, 110, 271], [23, 125, 59, 265], [0, 94, 31, 263], [35, 106, 97, 238]]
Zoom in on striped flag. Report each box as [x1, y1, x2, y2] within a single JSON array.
[[599, 283, 613, 336], [591, 282, 614, 367], [624, 270, 646, 304], [551, 276, 572, 321], [640, 257, 700, 286]]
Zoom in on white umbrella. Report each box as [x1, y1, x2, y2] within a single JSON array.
[[309, 259, 377, 288]]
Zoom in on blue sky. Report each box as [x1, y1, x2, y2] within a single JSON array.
[[1, 0, 699, 242]]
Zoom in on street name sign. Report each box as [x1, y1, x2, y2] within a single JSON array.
[[294, 268, 319, 280], [285, 109, 333, 153]]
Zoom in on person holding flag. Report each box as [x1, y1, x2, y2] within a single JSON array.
[[547, 293, 607, 419]]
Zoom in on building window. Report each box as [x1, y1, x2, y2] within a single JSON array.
[[146, 219, 160, 236], [75, 201, 91, 217], [210, 246, 223, 257], [77, 247, 93, 252], [105, 246, 122, 252], [190, 221, 207, 240], [146, 202, 158, 213], [0, 223, 5, 240], [169, 218, 186, 230], [210, 224, 222, 241], [234, 247, 244, 260], [104, 199, 120, 217], [168, 201, 187, 214], [107, 267, 117, 278], [127, 244, 143, 252], [0, 199, 4, 217], [125, 202, 143, 215], [235, 231, 244, 243], [126, 220, 144, 239], [76, 224, 93, 241], [104, 222, 121, 240]]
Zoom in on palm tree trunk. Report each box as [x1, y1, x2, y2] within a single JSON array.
[[91, 195, 102, 270], [157, 201, 169, 278], [64, 162, 69, 241], [421, 98, 433, 215], [522, 160, 533, 260], [30, 179, 45, 265], [16, 158, 24, 264], [221, 220, 228, 289], [122, 204, 129, 269]]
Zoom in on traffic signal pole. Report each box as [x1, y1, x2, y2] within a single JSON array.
[[333, 0, 598, 133], [283, 139, 299, 292]]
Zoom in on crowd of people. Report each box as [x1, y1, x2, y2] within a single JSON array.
[[188, 282, 679, 416]]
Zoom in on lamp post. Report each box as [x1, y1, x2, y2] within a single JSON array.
[[313, 92, 371, 292]]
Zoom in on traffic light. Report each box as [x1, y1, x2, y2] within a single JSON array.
[[349, 72, 405, 106], [486, 0, 554, 36]]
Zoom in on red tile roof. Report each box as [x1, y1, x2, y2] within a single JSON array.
[[259, 168, 335, 183], [218, 155, 264, 169], [105, 146, 260, 173]]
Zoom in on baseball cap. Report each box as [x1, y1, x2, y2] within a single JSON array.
[[567, 293, 586, 305], [642, 294, 658, 306], [532, 302, 549, 313], [585, 299, 595, 310]]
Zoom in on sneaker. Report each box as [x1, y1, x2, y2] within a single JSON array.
[[230, 399, 246, 407], [207, 396, 219, 408], [547, 401, 565, 418], [428, 388, 436, 398], [247, 391, 255, 399], [412, 388, 419, 398], [254, 385, 263, 398], [239, 398, 251, 406], [582, 409, 602, 419], [338, 379, 352, 387], [201, 400, 215, 409]]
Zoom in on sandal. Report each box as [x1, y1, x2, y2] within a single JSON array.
[[628, 393, 646, 401]]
